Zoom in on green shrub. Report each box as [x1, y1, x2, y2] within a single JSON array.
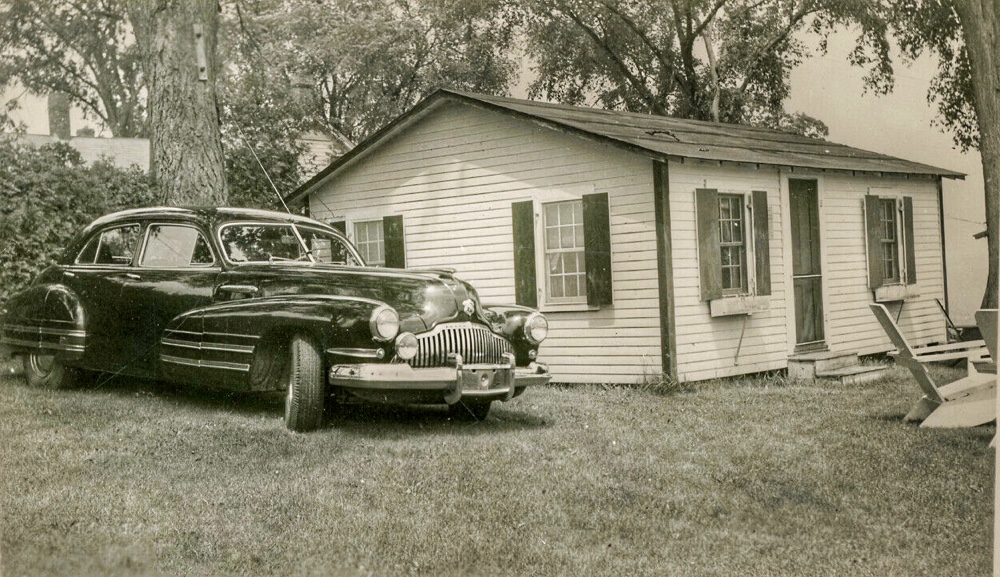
[[0, 139, 156, 304]]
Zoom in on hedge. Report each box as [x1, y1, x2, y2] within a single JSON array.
[[0, 139, 157, 305]]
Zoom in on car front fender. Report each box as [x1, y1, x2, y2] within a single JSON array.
[[159, 294, 393, 390]]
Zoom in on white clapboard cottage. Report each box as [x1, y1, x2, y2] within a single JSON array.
[[286, 90, 963, 384]]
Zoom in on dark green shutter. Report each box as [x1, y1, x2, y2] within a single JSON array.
[[696, 188, 722, 301], [752, 190, 771, 296], [583, 192, 613, 306], [511, 201, 537, 308], [864, 195, 885, 289], [902, 196, 917, 285], [383, 215, 405, 268], [330, 220, 346, 234]]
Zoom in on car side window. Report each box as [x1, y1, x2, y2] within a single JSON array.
[[299, 227, 362, 266], [76, 224, 141, 265], [139, 224, 216, 268]]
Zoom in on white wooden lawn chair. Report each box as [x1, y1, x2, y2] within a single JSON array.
[[868, 303, 995, 428]]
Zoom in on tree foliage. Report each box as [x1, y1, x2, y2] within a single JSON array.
[[0, 0, 146, 137], [0, 140, 156, 304], [228, 0, 522, 142], [519, 0, 872, 137]]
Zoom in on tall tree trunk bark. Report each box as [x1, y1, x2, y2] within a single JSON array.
[[953, 0, 1000, 308], [127, 0, 227, 205]]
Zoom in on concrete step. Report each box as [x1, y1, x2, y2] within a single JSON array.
[[788, 350, 860, 380], [815, 364, 890, 385]]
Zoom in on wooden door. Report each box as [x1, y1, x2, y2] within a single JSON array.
[[789, 179, 825, 348]]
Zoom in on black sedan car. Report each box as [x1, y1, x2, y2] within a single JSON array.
[[0, 207, 550, 431]]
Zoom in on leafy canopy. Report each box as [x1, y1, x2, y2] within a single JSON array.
[[0, 0, 145, 137], [519, 0, 890, 137]]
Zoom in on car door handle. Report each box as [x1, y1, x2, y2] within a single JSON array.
[[125, 273, 141, 280], [217, 284, 259, 295]]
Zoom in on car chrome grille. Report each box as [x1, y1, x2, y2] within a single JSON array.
[[408, 322, 512, 368]]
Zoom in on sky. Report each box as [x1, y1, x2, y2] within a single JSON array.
[[4, 25, 988, 325], [783, 30, 987, 325]]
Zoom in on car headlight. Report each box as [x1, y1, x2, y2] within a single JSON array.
[[394, 332, 418, 360], [524, 312, 548, 344], [370, 305, 400, 342]]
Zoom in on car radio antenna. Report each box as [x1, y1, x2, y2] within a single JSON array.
[[235, 124, 291, 214]]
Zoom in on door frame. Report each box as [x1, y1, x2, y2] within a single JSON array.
[[781, 172, 829, 354]]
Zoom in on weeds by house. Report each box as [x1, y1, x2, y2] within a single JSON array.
[[0, 363, 993, 577]]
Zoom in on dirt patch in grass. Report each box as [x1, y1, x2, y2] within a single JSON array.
[[0, 364, 993, 577]]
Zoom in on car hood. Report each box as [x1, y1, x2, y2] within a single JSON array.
[[221, 264, 484, 333]]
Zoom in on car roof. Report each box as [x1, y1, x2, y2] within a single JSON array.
[[86, 206, 333, 230]]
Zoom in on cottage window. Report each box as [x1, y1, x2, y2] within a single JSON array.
[[718, 194, 747, 294], [864, 194, 916, 299], [696, 189, 771, 307], [343, 215, 406, 268], [543, 200, 587, 302], [353, 220, 385, 266], [510, 193, 612, 310]]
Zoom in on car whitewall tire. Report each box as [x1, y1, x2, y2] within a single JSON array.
[[283, 334, 325, 432], [22, 352, 76, 389]]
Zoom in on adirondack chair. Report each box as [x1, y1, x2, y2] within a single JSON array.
[[868, 303, 995, 428]]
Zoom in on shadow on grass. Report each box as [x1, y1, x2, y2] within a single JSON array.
[[4, 367, 550, 435], [322, 400, 551, 437]]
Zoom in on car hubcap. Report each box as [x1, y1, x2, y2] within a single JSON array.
[[30, 353, 55, 377]]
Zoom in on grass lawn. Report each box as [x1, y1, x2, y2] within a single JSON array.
[[0, 358, 993, 577]]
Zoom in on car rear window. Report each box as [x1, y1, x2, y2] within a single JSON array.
[[76, 224, 141, 266]]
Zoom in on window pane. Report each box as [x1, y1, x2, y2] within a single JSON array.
[[90, 225, 140, 265], [141, 225, 212, 267], [221, 224, 305, 262], [354, 220, 385, 266], [543, 200, 587, 301], [299, 227, 359, 266], [718, 195, 746, 292]]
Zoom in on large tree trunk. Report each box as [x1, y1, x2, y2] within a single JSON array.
[[953, 0, 1000, 308], [127, 0, 227, 205]]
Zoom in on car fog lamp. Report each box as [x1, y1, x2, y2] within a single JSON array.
[[524, 313, 548, 344], [395, 332, 418, 360], [370, 306, 400, 342]]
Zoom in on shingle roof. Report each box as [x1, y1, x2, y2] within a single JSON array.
[[287, 89, 963, 203]]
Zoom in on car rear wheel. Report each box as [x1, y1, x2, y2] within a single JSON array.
[[449, 399, 492, 422], [22, 352, 76, 389], [283, 335, 325, 432]]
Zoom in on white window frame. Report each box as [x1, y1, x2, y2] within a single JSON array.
[[352, 219, 385, 267], [705, 190, 770, 317], [530, 198, 597, 312]]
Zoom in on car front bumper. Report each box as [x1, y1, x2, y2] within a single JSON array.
[[327, 352, 550, 404]]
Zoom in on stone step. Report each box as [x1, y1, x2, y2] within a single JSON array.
[[815, 364, 890, 385]]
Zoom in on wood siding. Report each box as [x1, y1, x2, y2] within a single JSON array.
[[818, 174, 946, 355], [668, 162, 790, 381], [308, 103, 663, 384]]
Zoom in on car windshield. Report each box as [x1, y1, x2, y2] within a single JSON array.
[[219, 223, 363, 266]]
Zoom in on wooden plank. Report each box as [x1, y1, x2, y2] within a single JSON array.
[[654, 160, 678, 381]]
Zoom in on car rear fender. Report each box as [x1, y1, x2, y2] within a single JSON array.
[[0, 284, 87, 361]]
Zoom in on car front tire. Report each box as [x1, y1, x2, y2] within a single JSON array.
[[283, 334, 325, 432], [22, 352, 76, 388]]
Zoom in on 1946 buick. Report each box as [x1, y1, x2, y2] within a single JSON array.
[[0, 207, 551, 431]]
